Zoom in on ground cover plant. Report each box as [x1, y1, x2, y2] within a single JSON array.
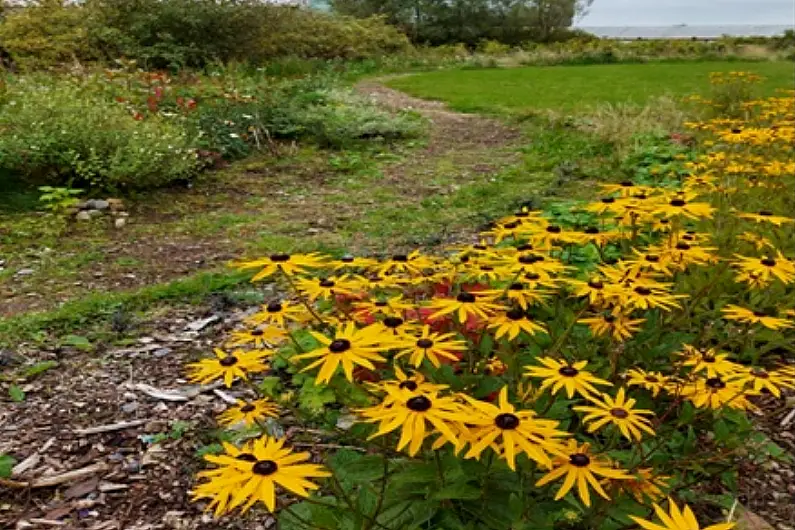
[[181, 77, 795, 529], [386, 61, 795, 113]]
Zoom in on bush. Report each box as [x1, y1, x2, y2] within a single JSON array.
[[0, 79, 200, 191]]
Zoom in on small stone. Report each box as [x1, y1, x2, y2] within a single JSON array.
[[138, 337, 156, 344], [186, 315, 220, 332], [106, 198, 124, 212], [306, 227, 320, 235], [153, 348, 172, 358], [76, 211, 92, 221], [15, 268, 34, 276], [121, 402, 139, 413], [114, 218, 127, 229]]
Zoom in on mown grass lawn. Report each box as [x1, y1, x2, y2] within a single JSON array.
[[387, 61, 795, 113]]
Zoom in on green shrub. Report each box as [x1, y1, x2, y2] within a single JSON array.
[[0, 79, 200, 191]]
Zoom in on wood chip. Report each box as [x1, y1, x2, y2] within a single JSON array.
[[98, 481, 129, 493], [12, 452, 41, 477], [63, 476, 99, 499], [29, 519, 67, 527], [780, 407, 795, 427], [74, 420, 148, 435], [5, 462, 111, 489]]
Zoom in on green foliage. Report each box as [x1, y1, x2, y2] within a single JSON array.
[[38, 186, 83, 216], [8, 384, 25, 402], [0, 79, 200, 192], [0, 454, 15, 478]]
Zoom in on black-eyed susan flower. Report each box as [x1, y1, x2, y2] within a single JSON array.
[[501, 249, 568, 277], [738, 231, 774, 251], [612, 284, 685, 312], [682, 376, 751, 410], [599, 180, 654, 198], [621, 468, 669, 502], [375, 250, 435, 276], [535, 440, 629, 507], [625, 368, 669, 397], [576, 226, 623, 247], [732, 367, 794, 398], [487, 307, 547, 340], [654, 192, 714, 220], [567, 277, 611, 305], [737, 210, 794, 226], [192, 437, 330, 516], [427, 291, 504, 323], [630, 499, 735, 530], [658, 240, 717, 270], [187, 348, 270, 387], [294, 275, 359, 302], [463, 387, 568, 470], [292, 323, 384, 384], [394, 325, 467, 368], [721, 304, 793, 330], [331, 255, 379, 270], [227, 326, 287, 348], [218, 399, 280, 427], [625, 249, 674, 276], [248, 301, 306, 328], [236, 253, 327, 281], [353, 295, 414, 320], [525, 358, 612, 399], [357, 387, 471, 456], [733, 252, 795, 287], [680, 345, 742, 378], [375, 366, 449, 398], [481, 281, 551, 310], [574, 388, 655, 441], [578, 312, 645, 341]]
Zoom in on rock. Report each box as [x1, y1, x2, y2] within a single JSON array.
[[87, 209, 103, 218], [153, 348, 172, 358], [0, 350, 24, 367], [106, 198, 125, 212], [121, 402, 139, 414], [85, 199, 110, 211], [76, 211, 92, 221], [186, 315, 220, 332], [307, 227, 320, 235], [15, 268, 34, 276], [114, 218, 127, 229]]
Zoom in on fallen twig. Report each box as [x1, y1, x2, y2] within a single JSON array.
[[1, 462, 109, 489], [74, 420, 148, 436], [781, 407, 795, 427]]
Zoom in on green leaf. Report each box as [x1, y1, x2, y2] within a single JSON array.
[[63, 335, 92, 351], [23, 361, 59, 379], [9, 385, 25, 403], [432, 482, 482, 501], [0, 454, 16, 478], [713, 419, 731, 443]]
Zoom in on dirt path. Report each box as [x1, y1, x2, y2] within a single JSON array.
[[1, 82, 522, 318]]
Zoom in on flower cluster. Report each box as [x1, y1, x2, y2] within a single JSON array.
[[186, 81, 794, 528]]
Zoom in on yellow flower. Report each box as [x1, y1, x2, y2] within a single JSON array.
[[331, 255, 379, 270], [192, 437, 330, 516], [680, 345, 742, 378], [292, 323, 385, 384], [294, 275, 358, 302], [624, 249, 674, 276], [733, 252, 795, 287], [732, 367, 795, 398], [574, 388, 655, 441], [247, 301, 307, 328], [374, 366, 449, 398], [610, 284, 685, 312], [375, 250, 436, 276], [353, 295, 414, 320], [426, 291, 504, 323], [567, 277, 611, 305], [394, 325, 468, 368], [525, 358, 612, 399], [227, 326, 287, 348], [578, 312, 645, 341], [218, 399, 280, 427], [621, 468, 669, 502], [682, 376, 752, 410], [576, 226, 624, 247], [721, 304, 793, 330], [481, 281, 551, 310], [654, 192, 714, 220], [187, 348, 270, 387], [535, 440, 630, 507], [625, 368, 669, 397], [630, 499, 735, 530], [357, 387, 471, 456], [738, 232, 774, 251], [463, 387, 569, 470], [236, 252, 327, 281], [737, 210, 794, 226], [487, 307, 547, 340]]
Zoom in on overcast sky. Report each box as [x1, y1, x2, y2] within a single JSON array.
[[579, 0, 795, 26]]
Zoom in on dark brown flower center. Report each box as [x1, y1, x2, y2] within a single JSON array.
[[731, 127, 742, 134], [392, 254, 408, 262], [584, 227, 600, 234], [610, 408, 629, 419], [219, 355, 238, 367], [340, 255, 354, 263], [515, 211, 530, 218], [509, 282, 524, 291], [752, 370, 769, 379], [518, 254, 542, 264], [319, 279, 335, 288], [503, 221, 520, 229], [457, 292, 476, 303], [236, 453, 257, 462], [240, 404, 257, 413], [669, 199, 687, 207], [251, 329, 264, 336], [645, 375, 659, 383], [516, 244, 534, 251], [634, 286, 652, 296], [266, 302, 283, 313], [569, 454, 591, 467], [494, 413, 520, 430], [525, 273, 541, 281], [588, 280, 604, 289], [252, 460, 278, 476], [399, 380, 418, 391], [706, 377, 726, 390], [546, 225, 562, 234], [558, 366, 579, 377], [480, 265, 494, 271], [384, 317, 404, 329], [682, 234, 695, 241], [270, 254, 290, 262], [406, 396, 432, 412], [603, 314, 616, 323], [644, 254, 660, 263], [601, 197, 615, 204], [506, 308, 525, 320], [416, 338, 434, 349], [676, 242, 691, 250], [374, 301, 387, 307], [659, 218, 670, 225], [329, 339, 351, 353], [620, 180, 634, 187], [758, 210, 773, 216], [473, 244, 488, 251], [761, 258, 777, 267]]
